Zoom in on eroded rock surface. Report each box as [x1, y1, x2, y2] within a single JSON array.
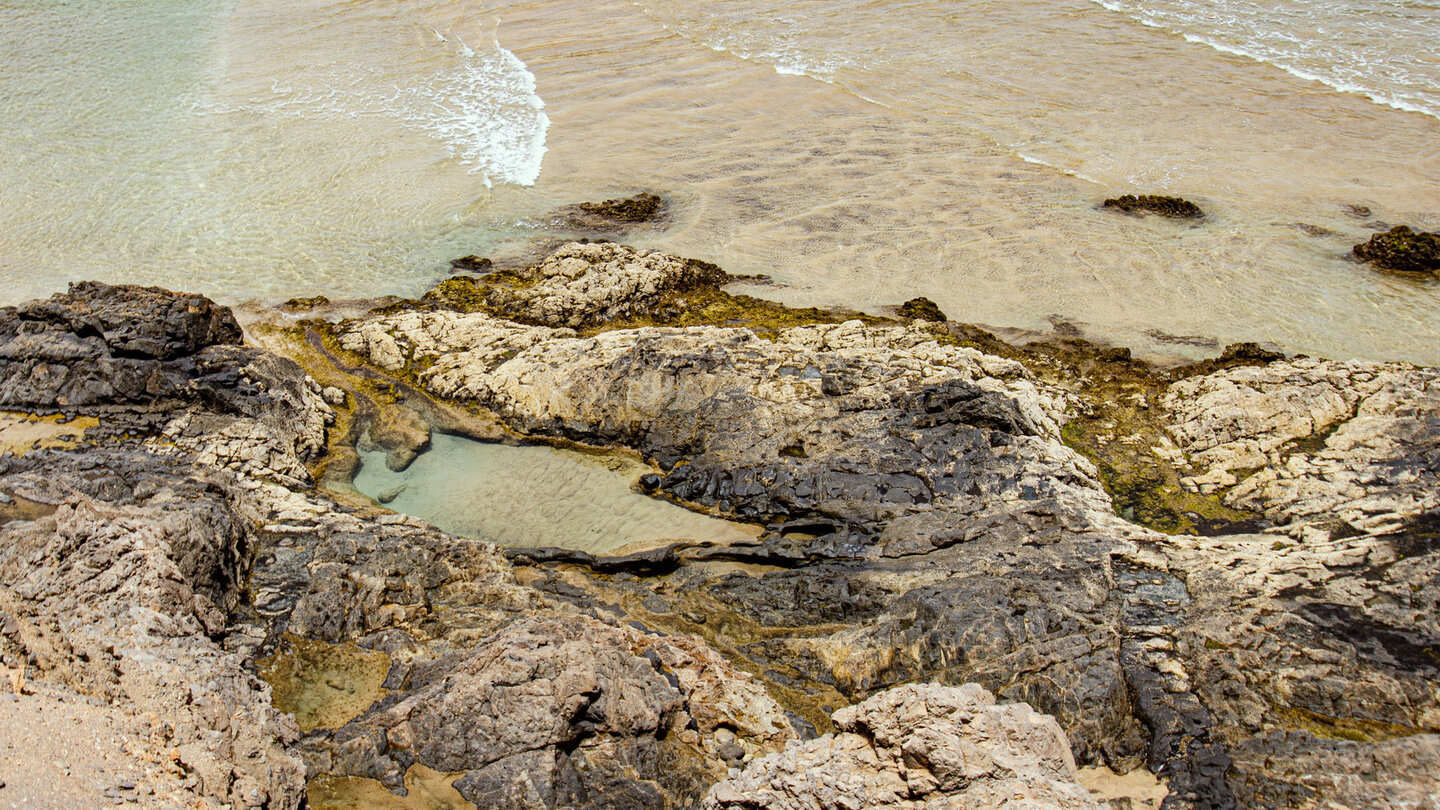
[[1163, 357, 1439, 539], [704, 683, 1100, 810], [471, 242, 728, 329], [304, 615, 796, 810], [0, 282, 332, 809], [328, 242, 1440, 809]]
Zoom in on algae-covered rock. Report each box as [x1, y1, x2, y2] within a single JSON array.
[[1102, 194, 1204, 219], [1353, 225, 1440, 272], [896, 296, 947, 323], [573, 192, 664, 224], [449, 255, 492, 272], [282, 295, 330, 312]]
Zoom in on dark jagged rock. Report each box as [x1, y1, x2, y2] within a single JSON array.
[[896, 296, 947, 323], [449, 255, 493, 272], [1353, 225, 1440, 272], [1102, 194, 1204, 219], [572, 192, 664, 224]]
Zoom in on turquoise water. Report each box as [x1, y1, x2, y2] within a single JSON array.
[[351, 433, 757, 553]]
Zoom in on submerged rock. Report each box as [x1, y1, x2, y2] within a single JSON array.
[[1353, 225, 1440, 272], [1102, 194, 1204, 219], [566, 192, 665, 227], [449, 255, 493, 272], [703, 683, 1101, 810], [362, 403, 431, 472]]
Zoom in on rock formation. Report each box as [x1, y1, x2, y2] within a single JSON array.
[[2, 252, 1438, 810], [1353, 224, 1440, 273], [1101, 195, 1204, 219], [327, 241, 1440, 809], [704, 683, 1100, 810]]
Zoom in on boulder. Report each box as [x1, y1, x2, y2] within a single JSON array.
[[703, 683, 1101, 810], [1353, 225, 1440, 272]]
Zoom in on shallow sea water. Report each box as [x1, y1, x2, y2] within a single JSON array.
[[1, 0, 1437, 362]]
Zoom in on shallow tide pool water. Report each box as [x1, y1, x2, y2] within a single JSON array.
[[350, 432, 758, 553]]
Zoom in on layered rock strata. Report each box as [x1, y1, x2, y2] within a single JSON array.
[[0, 282, 808, 810]]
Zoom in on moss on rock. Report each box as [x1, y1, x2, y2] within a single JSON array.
[[1353, 225, 1440, 273], [1102, 194, 1204, 219], [897, 297, 948, 323], [573, 193, 665, 224]]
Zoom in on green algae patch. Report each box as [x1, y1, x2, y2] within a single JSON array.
[[308, 764, 471, 810], [259, 636, 390, 733], [1353, 225, 1440, 273], [1271, 704, 1434, 743], [591, 286, 890, 337], [1102, 194, 1204, 219], [1029, 339, 1262, 535]]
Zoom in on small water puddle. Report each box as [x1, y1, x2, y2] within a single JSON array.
[[258, 636, 390, 733], [350, 432, 758, 554]]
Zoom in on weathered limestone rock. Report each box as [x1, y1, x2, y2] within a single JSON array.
[[476, 241, 728, 328], [304, 615, 797, 810], [0, 451, 307, 810], [1163, 357, 1439, 538], [331, 244, 1440, 808], [703, 683, 1100, 810]]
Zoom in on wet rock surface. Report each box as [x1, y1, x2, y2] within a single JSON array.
[[1102, 194, 1204, 219], [1353, 224, 1440, 273]]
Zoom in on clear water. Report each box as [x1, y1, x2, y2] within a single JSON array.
[[350, 433, 757, 553], [2, 0, 1437, 364]]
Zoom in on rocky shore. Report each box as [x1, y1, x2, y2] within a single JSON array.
[[0, 243, 1436, 809]]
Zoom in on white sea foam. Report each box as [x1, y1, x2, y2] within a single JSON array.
[[1086, 0, 1440, 121], [211, 33, 549, 186], [394, 37, 550, 187], [1017, 153, 1103, 185]]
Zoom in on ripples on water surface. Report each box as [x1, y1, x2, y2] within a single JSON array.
[[0, 0, 1436, 362]]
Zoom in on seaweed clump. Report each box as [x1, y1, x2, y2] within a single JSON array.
[[897, 297, 948, 323], [575, 193, 664, 224], [1353, 225, 1440, 273], [1102, 194, 1204, 219], [282, 295, 329, 312]]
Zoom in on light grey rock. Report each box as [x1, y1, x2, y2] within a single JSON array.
[[703, 683, 1101, 810], [483, 241, 726, 328], [1162, 357, 1440, 539]]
